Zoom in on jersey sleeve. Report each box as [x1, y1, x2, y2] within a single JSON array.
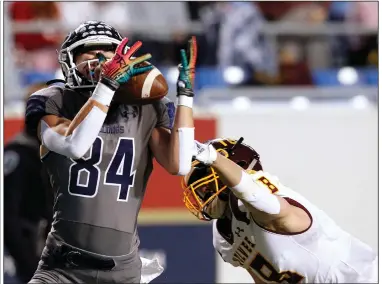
[[153, 97, 175, 130], [25, 86, 65, 137]]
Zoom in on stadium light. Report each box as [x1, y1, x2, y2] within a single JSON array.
[[350, 95, 370, 109], [166, 67, 179, 84], [337, 67, 358, 85], [223, 66, 245, 85], [290, 96, 310, 110], [232, 96, 252, 110]]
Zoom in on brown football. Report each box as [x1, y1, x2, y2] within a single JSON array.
[[113, 62, 168, 104]]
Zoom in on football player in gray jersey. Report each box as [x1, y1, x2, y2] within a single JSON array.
[[25, 21, 196, 284]]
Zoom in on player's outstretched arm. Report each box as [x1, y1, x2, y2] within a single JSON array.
[[37, 38, 152, 160], [193, 141, 310, 227], [149, 37, 197, 175]]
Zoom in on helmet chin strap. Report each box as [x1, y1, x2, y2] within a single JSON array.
[[201, 210, 213, 221]]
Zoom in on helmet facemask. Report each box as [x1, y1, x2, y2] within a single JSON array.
[[182, 148, 231, 221], [75, 58, 100, 86], [59, 40, 119, 89]]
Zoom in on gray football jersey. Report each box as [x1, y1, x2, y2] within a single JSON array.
[[25, 84, 175, 256]]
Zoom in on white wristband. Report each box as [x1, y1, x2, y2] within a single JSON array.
[[91, 82, 115, 106], [177, 95, 193, 108]]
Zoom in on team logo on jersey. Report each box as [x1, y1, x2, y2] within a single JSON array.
[[120, 105, 138, 120], [235, 227, 244, 238]]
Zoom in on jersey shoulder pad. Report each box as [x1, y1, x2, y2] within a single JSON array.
[[152, 97, 174, 113], [25, 85, 65, 137], [158, 96, 173, 105], [152, 97, 175, 129], [28, 83, 65, 102]]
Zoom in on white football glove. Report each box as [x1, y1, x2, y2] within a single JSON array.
[[193, 140, 218, 166]]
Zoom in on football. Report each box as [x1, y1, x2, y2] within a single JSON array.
[[113, 62, 168, 104]]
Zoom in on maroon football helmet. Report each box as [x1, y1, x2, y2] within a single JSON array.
[[182, 137, 263, 220]]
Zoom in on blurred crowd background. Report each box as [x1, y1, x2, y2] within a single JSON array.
[[3, 2, 378, 283], [4, 1, 378, 105]]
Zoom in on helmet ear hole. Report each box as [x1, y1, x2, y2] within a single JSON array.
[[237, 161, 248, 169]]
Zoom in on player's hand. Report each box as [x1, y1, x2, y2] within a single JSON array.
[[96, 38, 153, 90], [193, 140, 217, 166], [177, 36, 197, 97]]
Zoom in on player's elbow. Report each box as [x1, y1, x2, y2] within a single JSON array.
[[66, 148, 84, 160], [176, 163, 191, 176], [166, 155, 192, 176], [168, 169, 180, 176], [65, 143, 89, 160], [165, 160, 191, 176], [174, 148, 193, 176], [166, 162, 181, 176], [41, 126, 91, 160]]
